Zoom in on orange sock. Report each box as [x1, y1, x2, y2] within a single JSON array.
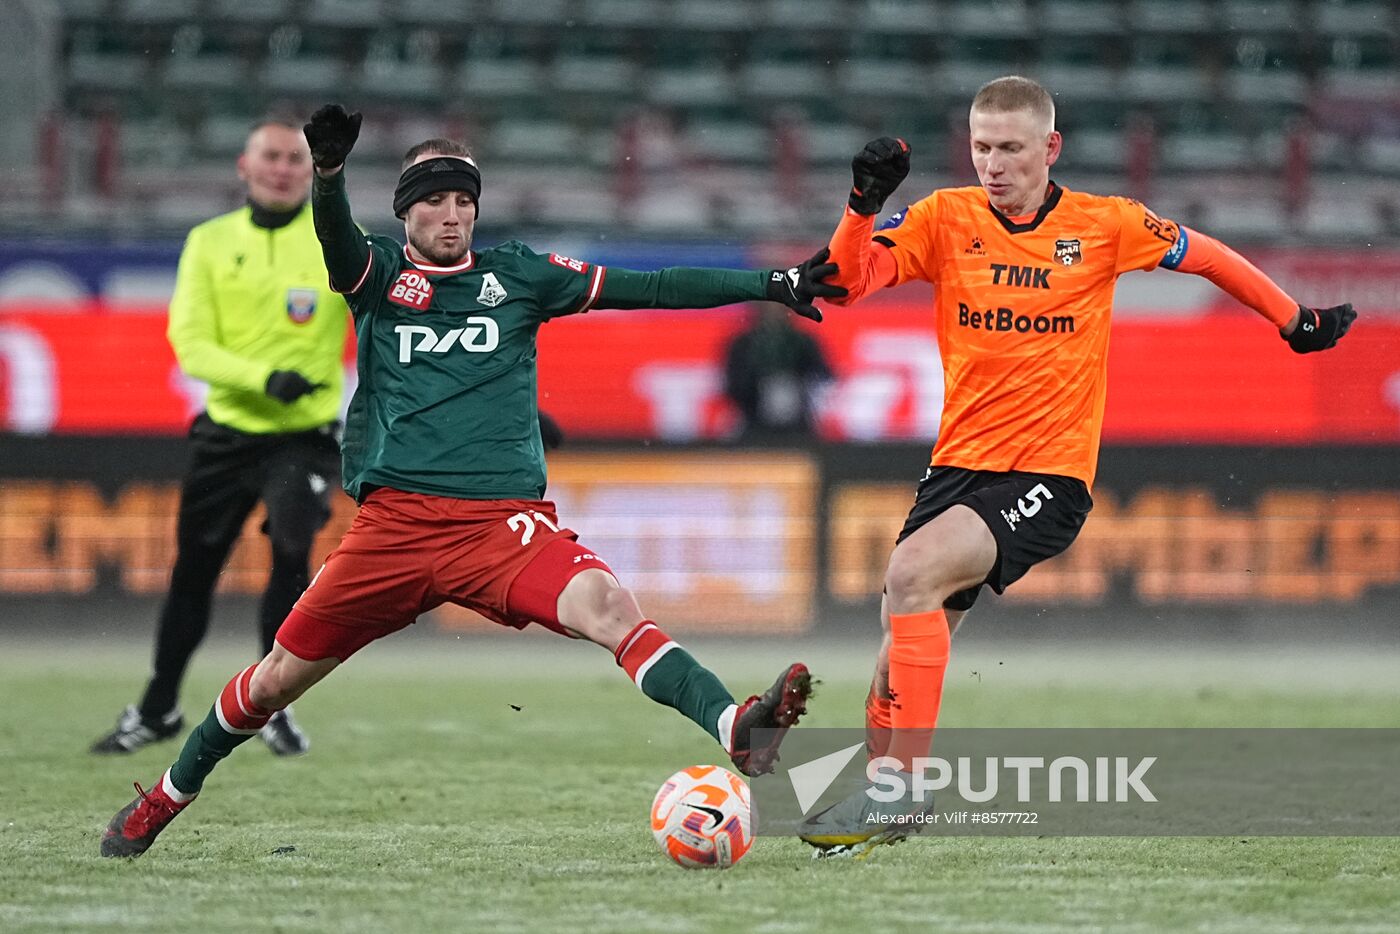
[[886, 609, 951, 772], [865, 686, 892, 761]]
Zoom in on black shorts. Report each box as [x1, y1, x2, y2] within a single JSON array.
[[895, 465, 1093, 611], [176, 414, 341, 556]]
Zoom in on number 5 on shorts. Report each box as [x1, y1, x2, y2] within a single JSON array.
[[507, 510, 561, 546], [1017, 482, 1054, 518]]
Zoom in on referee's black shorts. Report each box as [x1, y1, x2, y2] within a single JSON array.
[[895, 465, 1093, 611], [176, 413, 341, 554]]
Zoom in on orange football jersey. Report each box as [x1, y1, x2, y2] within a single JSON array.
[[873, 183, 1179, 487]]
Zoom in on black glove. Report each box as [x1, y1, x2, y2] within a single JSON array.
[[849, 137, 911, 216], [764, 248, 849, 323], [265, 370, 326, 404], [303, 104, 363, 171], [538, 410, 565, 451], [1283, 303, 1356, 353]]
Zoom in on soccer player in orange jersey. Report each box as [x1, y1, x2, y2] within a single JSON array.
[[798, 76, 1356, 857]]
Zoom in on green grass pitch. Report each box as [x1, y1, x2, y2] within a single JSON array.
[[2, 633, 1397, 933]]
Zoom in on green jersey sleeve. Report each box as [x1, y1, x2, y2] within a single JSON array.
[[508, 241, 770, 317], [311, 170, 398, 315], [594, 266, 768, 310]]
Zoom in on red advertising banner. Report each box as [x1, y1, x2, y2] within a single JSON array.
[[2, 305, 1398, 442]]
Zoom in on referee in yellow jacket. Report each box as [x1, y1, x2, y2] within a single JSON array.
[[93, 119, 349, 757]]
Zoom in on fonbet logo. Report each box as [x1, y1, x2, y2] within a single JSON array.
[[395, 321, 499, 363]]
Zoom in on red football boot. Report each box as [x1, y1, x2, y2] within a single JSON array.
[[100, 778, 193, 858], [729, 662, 814, 776]]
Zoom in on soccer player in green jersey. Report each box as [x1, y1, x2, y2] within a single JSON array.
[[101, 105, 842, 858]]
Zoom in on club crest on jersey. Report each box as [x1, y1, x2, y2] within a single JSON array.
[[388, 270, 434, 311], [1053, 239, 1083, 267], [548, 253, 590, 274], [286, 288, 318, 323], [476, 272, 508, 308]]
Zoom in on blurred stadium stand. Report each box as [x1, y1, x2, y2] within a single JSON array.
[[0, 0, 1397, 240]]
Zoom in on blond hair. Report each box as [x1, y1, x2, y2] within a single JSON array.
[[971, 76, 1055, 130]]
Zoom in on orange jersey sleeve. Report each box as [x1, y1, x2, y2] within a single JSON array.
[[825, 208, 898, 305], [1114, 197, 1181, 273], [869, 194, 943, 286], [1163, 226, 1299, 329]]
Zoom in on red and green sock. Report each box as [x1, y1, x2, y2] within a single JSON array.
[[614, 621, 738, 750], [166, 663, 273, 797]]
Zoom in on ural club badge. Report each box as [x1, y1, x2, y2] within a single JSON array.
[[1053, 239, 1083, 267]]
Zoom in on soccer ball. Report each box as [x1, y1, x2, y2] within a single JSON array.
[[650, 764, 753, 869]]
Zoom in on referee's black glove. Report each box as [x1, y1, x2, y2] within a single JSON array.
[[849, 137, 911, 216], [765, 248, 848, 323], [538, 410, 565, 451], [265, 370, 326, 404], [303, 104, 362, 172], [1283, 303, 1356, 353]]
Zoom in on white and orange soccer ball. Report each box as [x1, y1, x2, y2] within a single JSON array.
[[650, 765, 753, 869]]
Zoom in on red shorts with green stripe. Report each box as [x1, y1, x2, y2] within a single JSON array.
[[276, 487, 613, 662]]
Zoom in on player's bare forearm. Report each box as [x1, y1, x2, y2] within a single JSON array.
[[826, 208, 896, 305], [310, 170, 371, 294], [594, 267, 767, 310]]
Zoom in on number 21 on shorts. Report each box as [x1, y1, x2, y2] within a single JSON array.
[[507, 510, 560, 545]]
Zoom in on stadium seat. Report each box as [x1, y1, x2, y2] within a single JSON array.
[[261, 54, 348, 99], [683, 120, 772, 166], [205, 0, 294, 25], [1223, 69, 1309, 108], [1122, 66, 1212, 105], [579, 0, 667, 27], [117, 0, 187, 25], [943, 0, 1032, 38], [1299, 197, 1382, 239], [673, 1, 754, 31], [456, 58, 550, 104], [1060, 129, 1128, 173], [1126, 0, 1216, 33], [488, 0, 570, 25], [67, 51, 148, 94], [549, 56, 639, 97], [1040, 1, 1125, 36], [486, 119, 580, 164], [849, 0, 942, 35], [834, 59, 933, 103], [1160, 132, 1254, 173], [162, 53, 252, 96], [392, 0, 479, 28], [735, 61, 829, 103], [646, 66, 738, 109], [1197, 198, 1289, 240], [1220, 0, 1304, 33], [1312, 1, 1395, 38], [1361, 137, 1400, 176], [765, 0, 847, 29], [305, 0, 383, 30], [355, 51, 445, 107]]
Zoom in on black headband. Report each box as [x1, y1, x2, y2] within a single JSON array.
[[393, 156, 482, 218]]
